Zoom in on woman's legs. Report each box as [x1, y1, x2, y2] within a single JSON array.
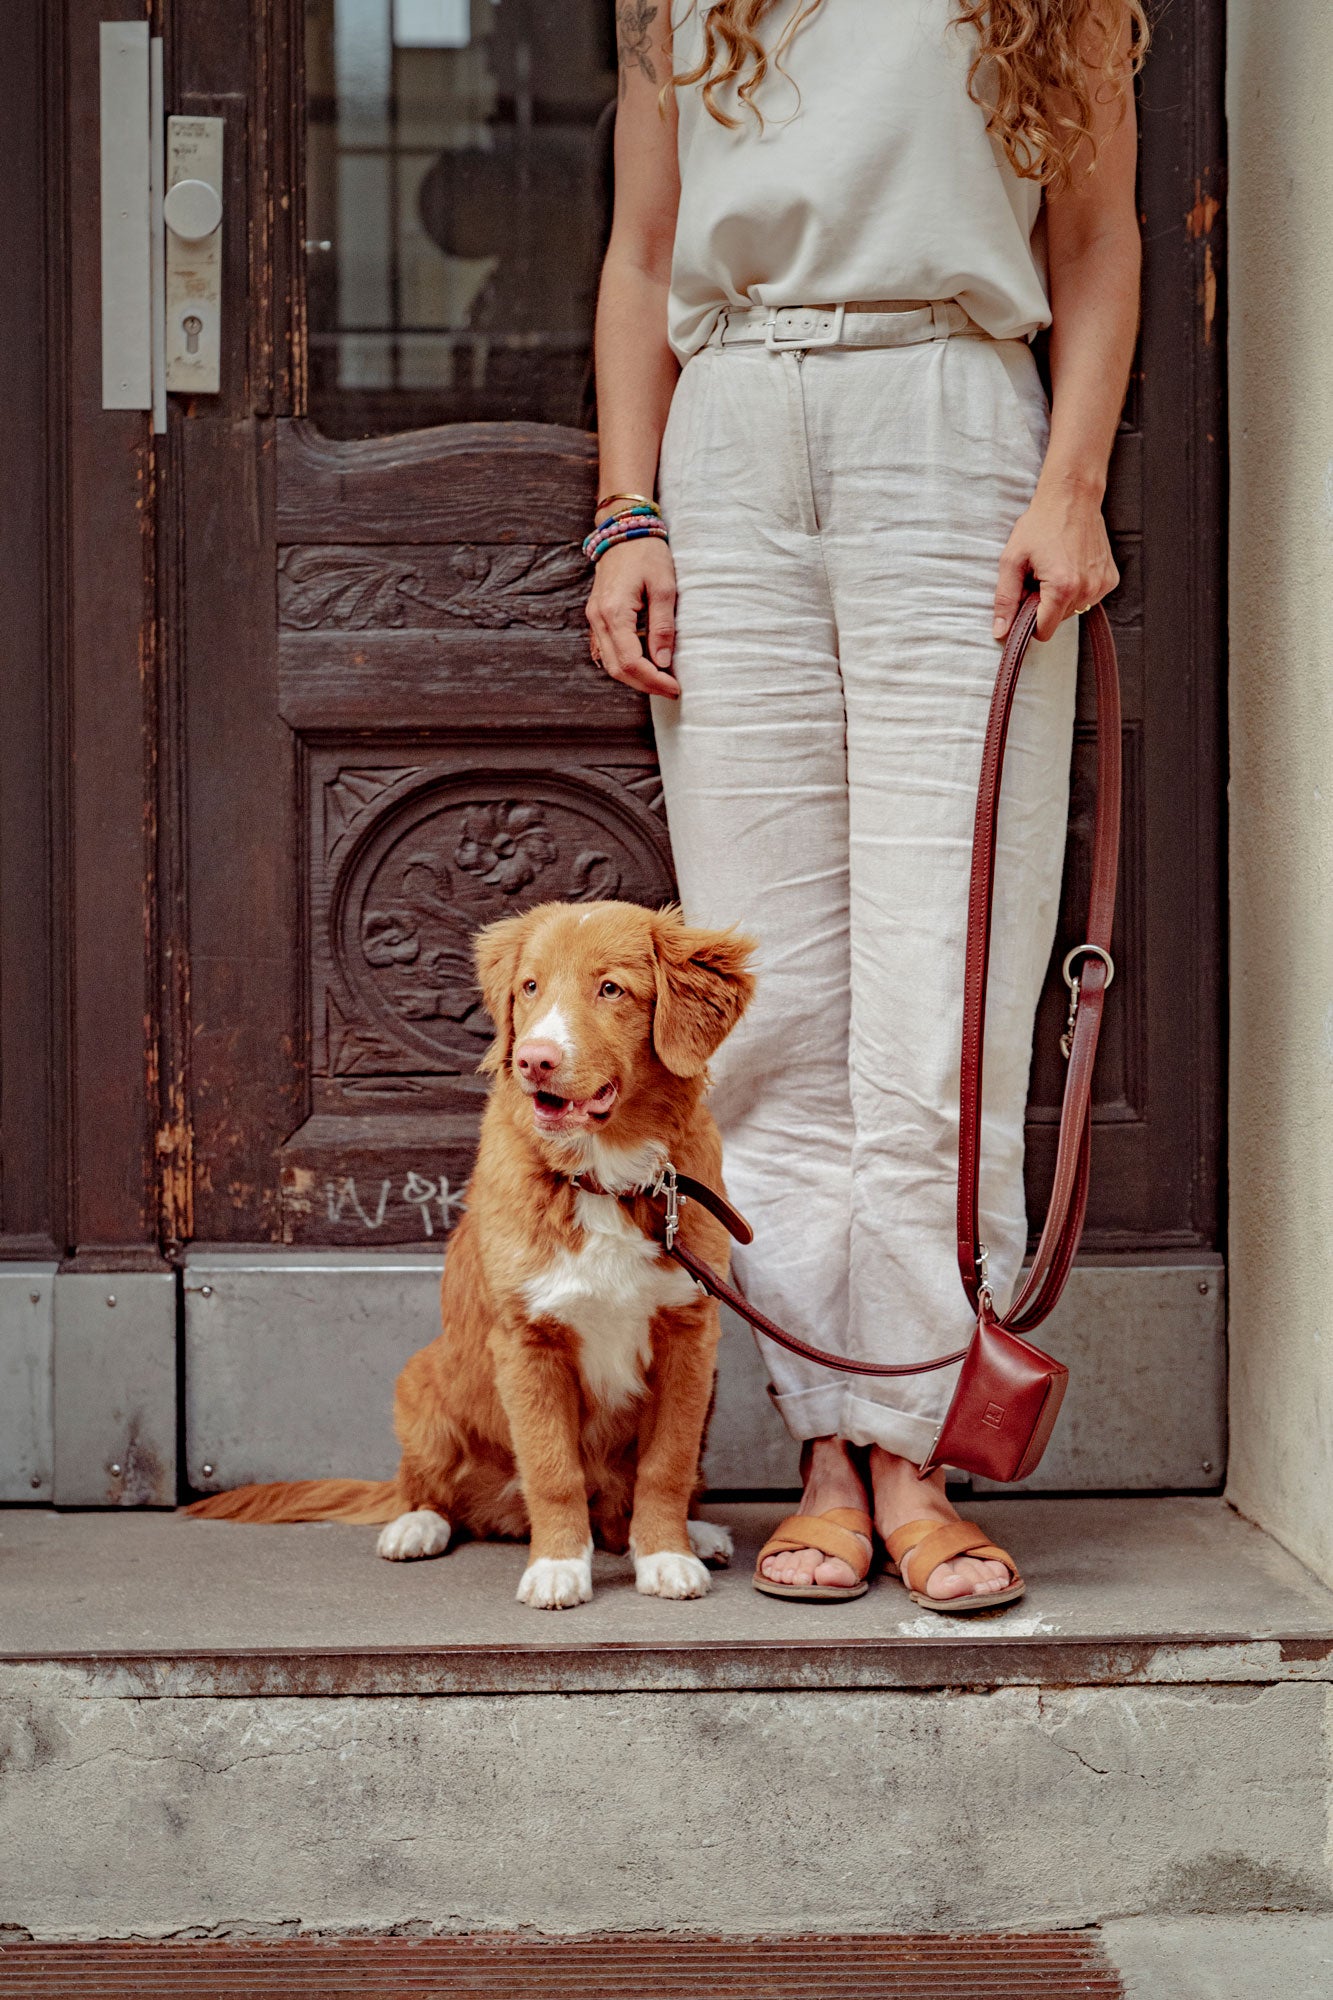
[[656, 331, 1076, 1599]]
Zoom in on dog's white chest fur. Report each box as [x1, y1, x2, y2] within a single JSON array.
[[521, 1192, 698, 1408]]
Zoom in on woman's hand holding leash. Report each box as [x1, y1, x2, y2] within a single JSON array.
[[992, 476, 1119, 642]]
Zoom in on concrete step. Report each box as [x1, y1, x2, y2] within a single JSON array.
[[1, 1498, 1331, 1939]]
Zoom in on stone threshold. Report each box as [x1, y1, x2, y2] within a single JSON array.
[[4, 1496, 1331, 1699]]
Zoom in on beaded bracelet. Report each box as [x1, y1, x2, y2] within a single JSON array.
[[581, 503, 670, 565], [592, 499, 661, 529]]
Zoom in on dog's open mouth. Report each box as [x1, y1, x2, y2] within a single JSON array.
[[529, 1079, 619, 1132]]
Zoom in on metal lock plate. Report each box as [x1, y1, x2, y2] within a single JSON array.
[[164, 116, 223, 393]]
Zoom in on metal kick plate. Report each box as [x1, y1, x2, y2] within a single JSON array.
[[183, 1253, 1225, 1497], [164, 116, 223, 394], [52, 1271, 177, 1507], [0, 1267, 56, 1501]]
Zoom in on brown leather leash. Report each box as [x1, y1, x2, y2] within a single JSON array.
[[573, 591, 1120, 1390], [572, 1162, 966, 1379], [957, 592, 1120, 1335]]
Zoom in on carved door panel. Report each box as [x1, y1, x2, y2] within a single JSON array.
[[274, 425, 671, 1242]]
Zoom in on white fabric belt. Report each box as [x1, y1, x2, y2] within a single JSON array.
[[705, 300, 983, 351]]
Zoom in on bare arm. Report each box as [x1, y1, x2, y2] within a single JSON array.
[[992, 35, 1142, 642], [585, 2, 682, 698]]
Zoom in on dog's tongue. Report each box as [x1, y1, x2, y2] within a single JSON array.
[[534, 1081, 617, 1127]]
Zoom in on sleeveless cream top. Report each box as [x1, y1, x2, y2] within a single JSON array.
[[666, 0, 1051, 363]]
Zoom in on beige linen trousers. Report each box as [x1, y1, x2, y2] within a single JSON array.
[[651, 314, 1078, 1465]]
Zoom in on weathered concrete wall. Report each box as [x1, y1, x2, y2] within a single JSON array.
[[1, 1680, 1329, 1938], [1226, 3, 1333, 1585]]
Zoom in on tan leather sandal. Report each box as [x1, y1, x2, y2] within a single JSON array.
[[753, 1507, 874, 1601], [885, 1517, 1025, 1613]]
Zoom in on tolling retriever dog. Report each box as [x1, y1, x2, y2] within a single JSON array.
[[189, 900, 756, 1609]]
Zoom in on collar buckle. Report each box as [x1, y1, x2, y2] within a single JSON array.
[[651, 1161, 683, 1250]]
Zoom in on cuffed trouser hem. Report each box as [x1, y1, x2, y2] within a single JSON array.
[[769, 1381, 945, 1466]]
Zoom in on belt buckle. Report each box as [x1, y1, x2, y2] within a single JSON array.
[[764, 302, 846, 350]]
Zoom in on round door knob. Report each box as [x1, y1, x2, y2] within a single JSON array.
[[164, 177, 222, 243]]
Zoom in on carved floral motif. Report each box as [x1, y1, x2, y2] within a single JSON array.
[[454, 802, 558, 893], [318, 778, 674, 1078], [280, 544, 587, 633]]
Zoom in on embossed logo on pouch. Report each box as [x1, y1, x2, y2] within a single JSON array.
[[982, 1402, 1006, 1429]]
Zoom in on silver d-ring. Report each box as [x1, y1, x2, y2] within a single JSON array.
[[1062, 942, 1115, 990]]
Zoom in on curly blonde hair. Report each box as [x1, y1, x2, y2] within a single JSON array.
[[662, 0, 1149, 190]]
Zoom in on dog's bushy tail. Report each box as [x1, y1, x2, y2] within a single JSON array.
[[185, 1478, 400, 1525]]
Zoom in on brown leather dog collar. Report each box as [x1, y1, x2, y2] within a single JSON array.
[[568, 1162, 754, 1247]]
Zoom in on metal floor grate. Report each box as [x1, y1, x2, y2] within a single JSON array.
[[0, 1934, 1122, 1997]]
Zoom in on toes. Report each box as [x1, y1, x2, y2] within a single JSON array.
[[761, 1544, 865, 1589], [811, 1557, 858, 1588], [761, 1548, 821, 1586], [923, 1555, 1014, 1601], [924, 1561, 978, 1600]]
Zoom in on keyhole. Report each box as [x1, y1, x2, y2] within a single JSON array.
[[183, 314, 202, 355]]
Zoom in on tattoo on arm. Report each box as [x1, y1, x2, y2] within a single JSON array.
[[617, 0, 658, 98]]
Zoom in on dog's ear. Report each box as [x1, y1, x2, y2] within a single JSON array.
[[473, 909, 534, 1075], [651, 909, 757, 1078]]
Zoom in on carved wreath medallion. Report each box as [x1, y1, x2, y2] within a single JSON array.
[[317, 765, 674, 1078]]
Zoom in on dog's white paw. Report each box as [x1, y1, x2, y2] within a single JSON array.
[[687, 1520, 734, 1567], [376, 1509, 451, 1561], [634, 1549, 712, 1600], [517, 1550, 593, 1610]]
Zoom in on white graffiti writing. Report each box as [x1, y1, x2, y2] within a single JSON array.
[[325, 1170, 466, 1237]]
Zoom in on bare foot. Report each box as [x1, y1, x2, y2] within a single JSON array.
[[758, 1437, 872, 1590], [870, 1447, 1011, 1602]]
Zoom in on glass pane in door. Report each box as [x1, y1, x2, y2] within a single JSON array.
[[306, 0, 617, 436]]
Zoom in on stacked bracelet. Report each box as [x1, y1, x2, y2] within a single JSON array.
[[581, 500, 669, 566], [595, 490, 658, 512]]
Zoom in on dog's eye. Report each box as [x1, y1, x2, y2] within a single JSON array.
[[598, 979, 623, 1000], [521, 978, 538, 996]]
